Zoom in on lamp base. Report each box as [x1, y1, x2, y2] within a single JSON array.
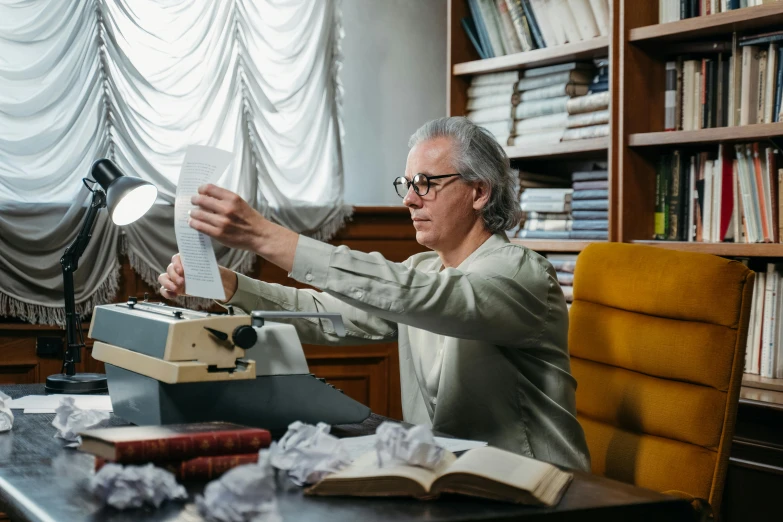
[[45, 373, 108, 394]]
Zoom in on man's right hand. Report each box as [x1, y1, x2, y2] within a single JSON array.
[[158, 254, 239, 301], [159, 254, 187, 299]]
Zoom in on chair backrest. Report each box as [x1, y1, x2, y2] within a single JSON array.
[[569, 243, 754, 513]]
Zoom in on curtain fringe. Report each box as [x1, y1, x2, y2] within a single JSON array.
[[0, 263, 121, 327], [308, 205, 354, 242]]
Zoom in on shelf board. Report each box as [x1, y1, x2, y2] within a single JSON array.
[[628, 123, 783, 148], [630, 4, 783, 44], [632, 241, 783, 257], [453, 37, 609, 76], [743, 374, 783, 393], [504, 137, 608, 160], [510, 239, 600, 252], [740, 386, 783, 409]]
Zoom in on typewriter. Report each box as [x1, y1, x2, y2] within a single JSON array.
[[88, 298, 370, 429]]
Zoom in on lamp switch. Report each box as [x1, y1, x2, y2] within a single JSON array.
[[36, 337, 63, 358]]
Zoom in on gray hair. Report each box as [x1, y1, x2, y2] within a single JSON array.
[[408, 117, 521, 234]]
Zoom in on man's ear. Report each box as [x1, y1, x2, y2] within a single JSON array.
[[472, 181, 491, 211]]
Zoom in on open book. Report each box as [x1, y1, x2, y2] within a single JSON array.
[[306, 446, 572, 506]]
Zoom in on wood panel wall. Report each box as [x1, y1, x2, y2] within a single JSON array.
[[0, 207, 423, 421]]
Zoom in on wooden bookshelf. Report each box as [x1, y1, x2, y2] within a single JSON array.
[[632, 241, 783, 257], [447, 4, 783, 516], [453, 37, 609, 76], [510, 239, 598, 252], [629, 123, 783, 148], [504, 138, 609, 160], [629, 4, 783, 44]]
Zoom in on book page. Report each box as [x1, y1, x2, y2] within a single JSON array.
[[323, 451, 457, 492], [439, 446, 550, 491], [174, 145, 233, 299]]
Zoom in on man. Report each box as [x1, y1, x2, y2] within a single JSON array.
[[159, 117, 591, 471]]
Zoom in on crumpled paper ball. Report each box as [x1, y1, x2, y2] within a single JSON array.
[[89, 463, 188, 510], [0, 391, 14, 432], [375, 422, 445, 470], [197, 449, 281, 522], [51, 396, 111, 447], [269, 421, 351, 486]]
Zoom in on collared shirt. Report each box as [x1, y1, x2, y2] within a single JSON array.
[[227, 232, 591, 472]]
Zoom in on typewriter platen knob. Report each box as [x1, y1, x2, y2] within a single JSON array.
[[232, 325, 257, 349]]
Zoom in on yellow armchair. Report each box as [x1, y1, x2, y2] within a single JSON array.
[[569, 243, 754, 515]]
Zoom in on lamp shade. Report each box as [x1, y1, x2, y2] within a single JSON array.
[[91, 159, 157, 226]]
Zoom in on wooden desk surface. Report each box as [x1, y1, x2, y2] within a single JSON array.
[[0, 384, 695, 522]]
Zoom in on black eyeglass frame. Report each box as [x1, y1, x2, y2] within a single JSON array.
[[392, 173, 461, 199]]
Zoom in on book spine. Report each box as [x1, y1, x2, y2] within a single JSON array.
[[112, 430, 272, 463], [668, 151, 683, 240], [96, 453, 260, 480], [496, 0, 524, 54], [521, 0, 546, 48], [666, 61, 677, 130], [775, 47, 783, 122], [566, 92, 610, 114], [506, 0, 534, 51]]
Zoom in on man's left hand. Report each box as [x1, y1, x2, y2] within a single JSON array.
[[189, 184, 265, 253]]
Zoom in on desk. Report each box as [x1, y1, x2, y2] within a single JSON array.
[[0, 384, 694, 522]]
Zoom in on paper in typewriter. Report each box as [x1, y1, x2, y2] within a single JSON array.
[[175, 145, 233, 300]]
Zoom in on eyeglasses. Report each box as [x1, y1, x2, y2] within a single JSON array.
[[392, 173, 461, 199]]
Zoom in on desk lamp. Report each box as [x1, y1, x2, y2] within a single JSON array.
[[45, 159, 158, 394]]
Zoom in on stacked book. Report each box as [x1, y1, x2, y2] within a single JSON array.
[[466, 62, 610, 146], [659, 0, 778, 24], [571, 169, 609, 239], [78, 422, 272, 480], [744, 262, 783, 379], [462, 0, 611, 59], [546, 253, 578, 307], [518, 188, 574, 239]]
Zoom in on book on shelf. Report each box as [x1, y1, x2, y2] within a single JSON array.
[[462, 0, 610, 59], [745, 262, 783, 379], [94, 453, 260, 481], [78, 422, 272, 463], [659, 0, 780, 24], [572, 170, 608, 181], [524, 218, 573, 231], [305, 446, 573, 507]]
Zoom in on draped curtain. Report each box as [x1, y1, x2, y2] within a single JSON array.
[[0, 0, 349, 325]]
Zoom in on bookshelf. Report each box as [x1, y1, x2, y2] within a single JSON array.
[[447, 0, 783, 390]]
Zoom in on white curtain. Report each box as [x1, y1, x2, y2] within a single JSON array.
[[0, 0, 349, 325]]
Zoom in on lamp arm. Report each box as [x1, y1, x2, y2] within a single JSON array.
[[60, 189, 107, 376]]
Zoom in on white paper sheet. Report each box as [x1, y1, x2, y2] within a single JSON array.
[[7, 394, 112, 414], [175, 145, 234, 300], [339, 434, 487, 462]]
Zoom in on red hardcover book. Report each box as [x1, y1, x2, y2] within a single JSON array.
[[94, 453, 259, 481], [79, 422, 271, 463]]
